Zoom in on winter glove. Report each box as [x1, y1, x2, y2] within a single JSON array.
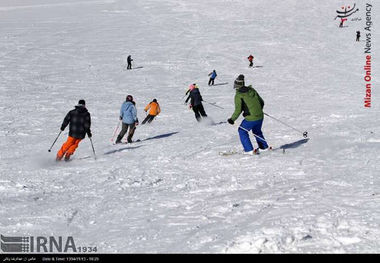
[[87, 132, 92, 138], [227, 118, 234, 125], [189, 105, 192, 109], [60, 127, 65, 131], [119, 116, 122, 120]]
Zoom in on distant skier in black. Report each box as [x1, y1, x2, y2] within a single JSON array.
[[356, 31, 360, 41], [185, 84, 207, 122], [127, 55, 133, 70], [208, 70, 217, 86]]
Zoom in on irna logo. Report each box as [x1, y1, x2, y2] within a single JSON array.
[[1, 234, 77, 253]]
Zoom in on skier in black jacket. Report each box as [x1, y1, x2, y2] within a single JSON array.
[[127, 55, 133, 70], [356, 31, 361, 41], [56, 100, 92, 161], [185, 84, 207, 122]]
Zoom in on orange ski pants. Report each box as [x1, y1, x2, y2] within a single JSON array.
[[57, 136, 82, 159]]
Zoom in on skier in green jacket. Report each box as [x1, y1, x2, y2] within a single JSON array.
[[227, 74, 269, 154]]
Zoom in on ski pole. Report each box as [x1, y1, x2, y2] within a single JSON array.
[[89, 137, 97, 160], [110, 121, 121, 142], [238, 125, 269, 144], [264, 112, 308, 138], [203, 101, 224, 109], [48, 131, 62, 152]]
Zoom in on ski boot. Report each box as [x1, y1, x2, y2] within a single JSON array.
[[254, 146, 272, 155], [64, 153, 72, 162]]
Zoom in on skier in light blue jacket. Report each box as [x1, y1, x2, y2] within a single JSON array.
[[115, 95, 139, 144]]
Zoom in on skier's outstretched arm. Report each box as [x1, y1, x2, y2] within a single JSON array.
[[144, 103, 150, 112], [85, 114, 92, 138], [230, 96, 242, 121], [119, 104, 124, 120], [185, 94, 191, 104], [60, 112, 71, 131]]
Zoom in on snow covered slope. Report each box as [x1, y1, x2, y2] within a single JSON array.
[[0, 0, 379, 253]]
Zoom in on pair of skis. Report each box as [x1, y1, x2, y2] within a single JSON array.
[[219, 146, 273, 156], [112, 139, 141, 145]]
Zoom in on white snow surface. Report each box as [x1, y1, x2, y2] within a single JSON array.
[[1, 0, 380, 253]]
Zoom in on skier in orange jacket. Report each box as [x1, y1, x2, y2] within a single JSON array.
[[142, 99, 161, 124]]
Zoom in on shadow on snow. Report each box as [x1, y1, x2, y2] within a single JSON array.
[[142, 131, 179, 141], [279, 138, 309, 150], [212, 82, 229, 86], [104, 132, 178, 155], [104, 145, 144, 155], [212, 121, 227, 126]]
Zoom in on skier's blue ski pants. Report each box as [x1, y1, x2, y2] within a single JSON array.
[[238, 119, 268, 152]]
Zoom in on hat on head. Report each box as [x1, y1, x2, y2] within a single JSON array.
[[126, 95, 133, 101], [77, 99, 86, 106], [153, 99, 157, 103], [234, 75, 245, 89], [189, 84, 196, 91]]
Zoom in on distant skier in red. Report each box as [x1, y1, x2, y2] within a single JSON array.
[[247, 55, 254, 67]]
